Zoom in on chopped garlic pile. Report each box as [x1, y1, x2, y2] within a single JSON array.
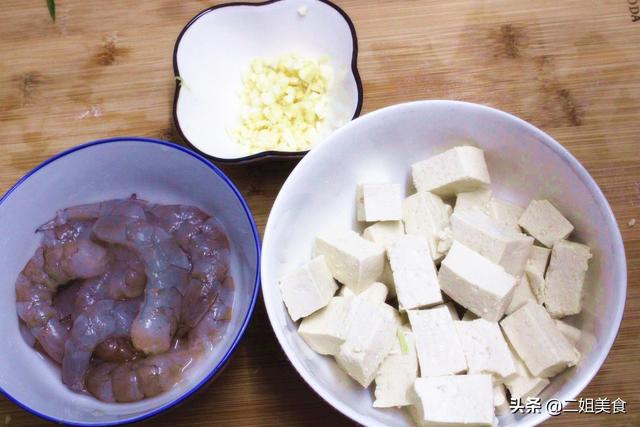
[[231, 53, 333, 154]]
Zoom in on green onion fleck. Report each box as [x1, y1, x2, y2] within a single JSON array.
[[398, 330, 409, 355], [175, 76, 191, 91], [46, 0, 56, 21]]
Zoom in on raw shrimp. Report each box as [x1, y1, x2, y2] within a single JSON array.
[[62, 299, 139, 391], [179, 218, 230, 332], [96, 218, 191, 355], [86, 350, 193, 403], [16, 195, 234, 403], [94, 337, 140, 363], [84, 262, 231, 402], [16, 240, 110, 362]]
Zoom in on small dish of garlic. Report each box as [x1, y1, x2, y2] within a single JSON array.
[[173, 0, 362, 162]]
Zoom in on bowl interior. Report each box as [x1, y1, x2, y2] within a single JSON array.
[[261, 101, 626, 427], [0, 139, 259, 425], [174, 0, 360, 160]]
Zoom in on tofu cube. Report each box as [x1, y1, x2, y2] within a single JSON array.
[[525, 245, 551, 303], [314, 230, 385, 292], [411, 146, 491, 196], [493, 384, 510, 414], [504, 355, 550, 399], [362, 221, 405, 250], [378, 260, 397, 296], [356, 183, 403, 222], [554, 319, 582, 347], [338, 281, 388, 304], [336, 302, 400, 387], [454, 188, 492, 214], [362, 221, 404, 297], [408, 306, 467, 377], [451, 209, 533, 277], [279, 256, 338, 321], [373, 326, 418, 408], [543, 240, 592, 317], [518, 200, 574, 247], [388, 235, 443, 310], [454, 318, 517, 381], [438, 241, 517, 321], [506, 274, 537, 315], [500, 301, 580, 377], [298, 296, 352, 355], [402, 191, 452, 260], [485, 197, 525, 231], [412, 375, 494, 427]]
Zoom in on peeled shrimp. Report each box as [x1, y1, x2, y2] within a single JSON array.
[[180, 218, 230, 332], [62, 299, 139, 391], [16, 195, 233, 403], [16, 241, 109, 362]]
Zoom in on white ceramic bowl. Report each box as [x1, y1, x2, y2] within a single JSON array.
[[173, 0, 362, 162], [261, 101, 626, 427], [0, 138, 261, 425]]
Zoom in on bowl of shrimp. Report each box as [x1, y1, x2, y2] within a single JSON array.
[[0, 137, 261, 425]]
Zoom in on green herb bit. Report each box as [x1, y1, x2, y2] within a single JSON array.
[[47, 0, 56, 22], [398, 329, 409, 355]]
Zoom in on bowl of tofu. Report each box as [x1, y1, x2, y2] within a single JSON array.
[[260, 100, 626, 427]]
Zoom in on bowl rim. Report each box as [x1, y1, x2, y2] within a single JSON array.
[[0, 137, 262, 426], [261, 100, 627, 427], [171, 0, 364, 163]]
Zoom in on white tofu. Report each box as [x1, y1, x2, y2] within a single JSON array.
[[338, 281, 388, 304], [314, 230, 385, 292], [493, 384, 510, 414], [438, 241, 517, 321], [445, 301, 460, 320], [356, 183, 403, 222], [402, 191, 452, 260], [462, 310, 478, 321], [378, 260, 397, 297], [298, 296, 352, 355], [373, 326, 418, 408], [506, 274, 537, 315], [408, 306, 467, 376], [504, 355, 550, 399], [363, 221, 404, 297], [485, 197, 525, 231], [412, 375, 494, 427], [543, 240, 592, 317], [454, 318, 517, 381], [279, 256, 338, 321], [518, 200, 574, 247], [336, 302, 401, 387], [525, 245, 551, 303], [388, 235, 443, 310], [454, 188, 492, 214], [411, 146, 491, 196], [362, 221, 405, 250], [500, 301, 580, 377], [554, 319, 582, 346], [451, 209, 533, 277]]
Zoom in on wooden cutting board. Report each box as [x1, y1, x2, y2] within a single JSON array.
[[0, 0, 638, 425]]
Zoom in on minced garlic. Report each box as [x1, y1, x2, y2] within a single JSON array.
[[231, 53, 333, 154]]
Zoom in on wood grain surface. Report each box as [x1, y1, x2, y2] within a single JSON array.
[[1, 0, 639, 425]]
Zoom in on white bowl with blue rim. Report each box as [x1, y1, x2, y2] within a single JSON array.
[[173, 0, 363, 162], [261, 100, 627, 426], [0, 137, 261, 425]]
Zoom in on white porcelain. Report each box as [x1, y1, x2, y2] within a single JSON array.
[[173, 0, 362, 162], [261, 101, 626, 427], [0, 138, 261, 425]]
